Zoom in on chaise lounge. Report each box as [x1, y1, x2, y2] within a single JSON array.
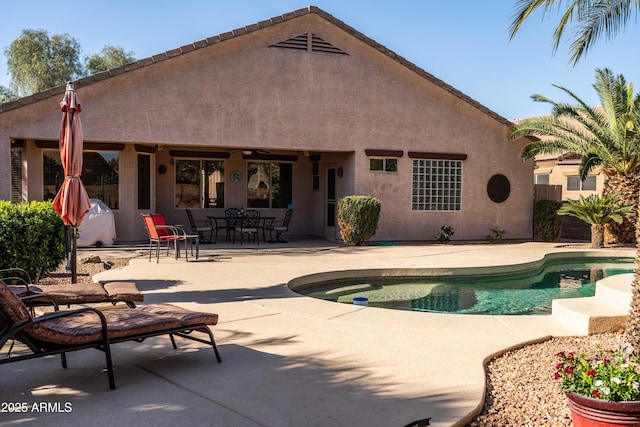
[[0, 268, 144, 308], [0, 279, 221, 390]]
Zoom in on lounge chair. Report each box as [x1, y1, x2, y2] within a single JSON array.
[[0, 268, 143, 308], [0, 278, 221, 390]]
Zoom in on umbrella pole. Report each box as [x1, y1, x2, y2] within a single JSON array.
[[71, 225, 78, 283]]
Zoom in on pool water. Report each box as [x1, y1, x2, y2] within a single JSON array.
[[300, 258, 635, 315]]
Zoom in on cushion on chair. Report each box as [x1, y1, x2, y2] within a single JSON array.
[[28, 283, 108, 304], [138, 304, 218, 325], [25, 309, 185, 344], [0, 280, 32, 327], [103, 282, 145, 303]]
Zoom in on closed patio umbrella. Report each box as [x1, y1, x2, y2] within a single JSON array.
[[52, 82, 91, 283]]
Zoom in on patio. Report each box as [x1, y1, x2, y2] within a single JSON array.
[[1, 240, 633, 427]]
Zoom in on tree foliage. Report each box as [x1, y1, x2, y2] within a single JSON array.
[[509, 68, 640, 180], [509, 0, 639, 65], [5, 29, 84, 97], [557, 193, 634, 247], [0, 86, 15, 104], [85, 45, 136, 75]]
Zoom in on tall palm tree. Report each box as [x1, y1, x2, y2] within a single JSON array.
[[509, 0, 639, 65], [557, 194, 634, 248], [509, 68, 640, 244]]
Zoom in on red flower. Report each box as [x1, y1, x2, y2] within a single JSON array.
[[564, 366, 574, 374], [604, 359, 611, 364], [554, 372, 560, 380], [557, 351, 565, 357], [587, 370, 596, 377], [556, 363, 564, 369], [591, 390, 601, 398]]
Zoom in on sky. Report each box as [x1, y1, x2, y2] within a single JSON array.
[[2, 0, 640, 120]]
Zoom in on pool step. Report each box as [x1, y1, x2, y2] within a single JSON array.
[[551, 273, 634, 335]]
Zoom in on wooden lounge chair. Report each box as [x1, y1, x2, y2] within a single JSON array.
[[0, 268, 143, 308], [0, 278, 221, 390]]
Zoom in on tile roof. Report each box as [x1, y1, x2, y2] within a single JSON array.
[[0, 5, 515, 127]]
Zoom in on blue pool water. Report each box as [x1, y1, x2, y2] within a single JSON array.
[[298, 257, 635, 315]]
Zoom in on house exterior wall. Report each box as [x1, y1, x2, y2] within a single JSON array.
[[534, 157, 603, 201], [0, 9, 533, 243]]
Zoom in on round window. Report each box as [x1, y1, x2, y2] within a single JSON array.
[[487, 174, 510, 203]]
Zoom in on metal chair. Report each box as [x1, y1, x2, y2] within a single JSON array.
[[222, 208, 242, 243], [266, 209, 293, 243], [234, 209, 260, 245], [185, 209, 213, 243]]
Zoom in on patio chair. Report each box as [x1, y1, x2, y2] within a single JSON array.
[[265, 209, 293, 243], [0, 278, 221, 390], [0, 268, 143, 309], [185, 209, 213, 243], [234, 209, 260, 245], [223, 208, 242, 243], [141, 214, 197, 262]]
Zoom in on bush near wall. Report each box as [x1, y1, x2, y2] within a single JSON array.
[[337, 195, 381, 245], [0, 201, 66, 282], [534, 199, 563, 242]]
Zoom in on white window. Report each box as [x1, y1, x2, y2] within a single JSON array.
[[567, 175, 596, 191], [535, 174, 550, 185], [412, 159, 462, 211]]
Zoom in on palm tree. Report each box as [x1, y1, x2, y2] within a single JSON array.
[[509, 68, 640, 244], [557, 194, 634, 248], [509, 0, 639, 65]]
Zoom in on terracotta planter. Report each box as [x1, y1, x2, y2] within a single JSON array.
[[566, 392, 640, 427]]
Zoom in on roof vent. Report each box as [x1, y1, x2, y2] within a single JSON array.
[[270, 33, 347, 55]]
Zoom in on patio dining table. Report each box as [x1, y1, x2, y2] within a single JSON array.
[[207, 214, 275, 244]]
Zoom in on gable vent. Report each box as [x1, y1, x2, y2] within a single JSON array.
[[270, 33, 347, 55]]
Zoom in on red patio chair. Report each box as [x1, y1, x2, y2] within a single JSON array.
[[141, 214, 187, 262]]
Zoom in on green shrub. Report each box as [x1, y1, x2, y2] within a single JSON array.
[[0, 201, 66, 282], [436, 225, 455, 244], [486, 227, 507, 243], [337, 195, 381, 245], [534, 199, 563, 242]]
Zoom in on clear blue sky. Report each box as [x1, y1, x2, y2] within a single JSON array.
[[3, 0, 639, 120]]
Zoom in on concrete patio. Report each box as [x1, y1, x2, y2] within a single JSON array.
[[0, 240, 635, 427]]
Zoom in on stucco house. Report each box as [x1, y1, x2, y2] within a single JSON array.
[[534, 153, 603, 200], [0, 6, 534, 243]]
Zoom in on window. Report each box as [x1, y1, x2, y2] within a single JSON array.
[[137, 154, 151, 210], [567, 175, 596, 191], [535, 174, 550, 185], [247, 162, 292, 208], [369, 158, 398, 172], [412, 159, 462, 211], [11, 147, 23, 203], [175, 159, 224, 208], [43, 150, 119, 209]]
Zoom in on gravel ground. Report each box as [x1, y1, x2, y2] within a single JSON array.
[[466, 332, 627, 427], [38, 256, 135, 285]]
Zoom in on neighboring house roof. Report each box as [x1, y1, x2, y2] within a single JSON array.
[[0, 5, 517, 130]]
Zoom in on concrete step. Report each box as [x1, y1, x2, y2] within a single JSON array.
[[551, 273, 634, 335]]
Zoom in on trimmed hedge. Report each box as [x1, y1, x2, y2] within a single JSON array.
[[337, 195, 381, 245], [534, 199, 563, 242], [0, 201, 66, 282]]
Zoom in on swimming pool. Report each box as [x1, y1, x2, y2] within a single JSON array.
[[290, 254, 635, 315]]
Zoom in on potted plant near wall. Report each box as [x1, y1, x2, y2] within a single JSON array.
[[555, 349, 640, 426]]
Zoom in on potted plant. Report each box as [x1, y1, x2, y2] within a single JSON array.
[[555, 349, 640, 426]]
